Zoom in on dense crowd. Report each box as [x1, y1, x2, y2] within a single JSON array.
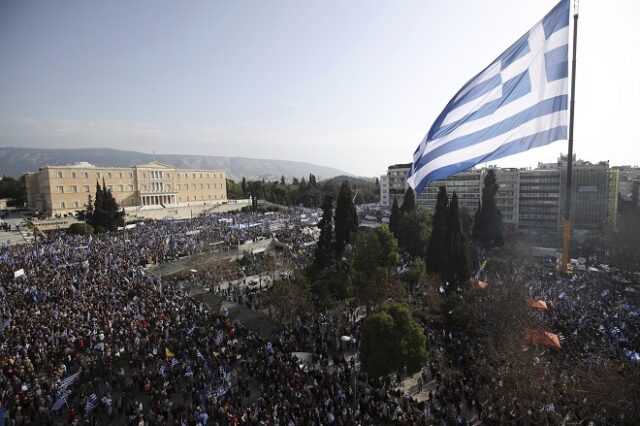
[[0, 211, 433, 425], [1, 209, 639, 425]]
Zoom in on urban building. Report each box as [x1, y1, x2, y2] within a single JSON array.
[[380, 154, 619, 243], [383, 163, 411, 208], [633, 181, 640, 209], [416, 169, 483, 212], [613, 166, 640, 202], [494, 168, 520, 227], [25, 161, 227, 216], [518, 169, 562, 239]]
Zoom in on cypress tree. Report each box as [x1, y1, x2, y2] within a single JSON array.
[[427, 186, 449, 275], [389, 197, 401, 238], [445, 192, 470, 291], [334, 181, 358, 258], [401, 187, 416, 213], [314, 195, 334, 271], [94, 181, 103, 211], [472, 169, 504, 249], [241, 177, 247, 195], [280, 175, 286, 185]]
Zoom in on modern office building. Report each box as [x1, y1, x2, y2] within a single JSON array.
[[25, 161, 227, 216], [517, 169, 562, 237], [381, 154, 619, 241], [494, 168, 520, 227], [416, 169, 484, 212], [613, 166, 640, 202], [383, 163, 412, 208]]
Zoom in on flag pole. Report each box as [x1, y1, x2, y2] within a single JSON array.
[[561, 2, 579, 272]]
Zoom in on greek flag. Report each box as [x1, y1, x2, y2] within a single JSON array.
[[59, 371, 81, 390], [210, 385, 228, 400], [0, 318, 10, 332], [408, 0, 570, 192], [85, 393, 97, 413], [52, 390, 71, 411]]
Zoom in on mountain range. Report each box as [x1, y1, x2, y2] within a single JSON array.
[[0, 147, 350, 181]]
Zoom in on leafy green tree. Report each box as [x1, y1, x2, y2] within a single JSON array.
[[314, 195, 335, 271], [67, 222, 93, 235], [445, 193, 470, 291], [389, 197, 401, 238], [280, 175, 286, 185], [401, 187, 416, 213], [226, 179, 243, 199], [427, 186, 449, 275], [404, 258, 426, 289], [351, 226, 399, 310], [397, 210, 431, 258], [360, 303, 427, 380], [0, 175, 27, 207], [334, 181, 358, 258], [472, 169, 504, 249]]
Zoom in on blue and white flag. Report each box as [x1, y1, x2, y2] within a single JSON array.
[[408, 0, 570, 192], [0, 318, 10, 332], [59, 371, 81, 390], [52, 390, 71, 411], [85, 393, 97, 413]]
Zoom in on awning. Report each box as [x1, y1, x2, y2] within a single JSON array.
[[527, 300, 548, 310], [524, 328, 561, 350]]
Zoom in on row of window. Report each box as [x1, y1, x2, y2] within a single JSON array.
[[142, 171, 224, 180], [53, 170, 224, 180], [55, 171, 134, 179], [56, 182, 225, 193], [56, 185, 135, 193]]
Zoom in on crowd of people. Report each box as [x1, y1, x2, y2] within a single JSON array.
[[1, 207, 639, 425], [0, 210, 434, 425]]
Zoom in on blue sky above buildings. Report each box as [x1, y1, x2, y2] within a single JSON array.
[[0, 0, 638, 176]]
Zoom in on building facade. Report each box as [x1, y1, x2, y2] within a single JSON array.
[[26, 162, 227, 216], [416, 169, 483, 212], [494, 168, 520, 227], [380, 154, 619, 242], [613, 166, 640, 203], [384, 163, 412, 208]]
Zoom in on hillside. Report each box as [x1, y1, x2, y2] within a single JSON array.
[[0, 147, 350, 181]]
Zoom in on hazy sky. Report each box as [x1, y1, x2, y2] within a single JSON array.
[[1, 0, 638, 176]]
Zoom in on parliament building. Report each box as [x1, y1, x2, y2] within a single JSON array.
[[25, 162, 227, 216]]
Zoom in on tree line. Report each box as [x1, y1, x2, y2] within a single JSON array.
[[226, 174, 380, 207]]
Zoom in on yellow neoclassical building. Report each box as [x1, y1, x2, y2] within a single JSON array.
[[25, 161, 227, 216]]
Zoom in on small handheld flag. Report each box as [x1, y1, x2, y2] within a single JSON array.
[[408, 0, 570, 193]]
